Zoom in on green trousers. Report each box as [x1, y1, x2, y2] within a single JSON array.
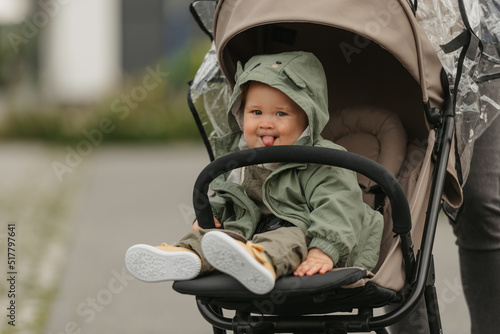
[[175, 226, 308, 277]]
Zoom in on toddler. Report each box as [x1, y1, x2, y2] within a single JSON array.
[[125, 51, 383, 295]]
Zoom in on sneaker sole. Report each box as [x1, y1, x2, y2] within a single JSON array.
[[125, 244, 200, 282], [202, 231, 275, 295]]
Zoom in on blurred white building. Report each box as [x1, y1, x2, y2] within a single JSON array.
[[0, 0, 31, 24], [40, 0, 122, 104]]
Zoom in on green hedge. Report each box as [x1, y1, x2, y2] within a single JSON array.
[[0, 39, 211, 143]]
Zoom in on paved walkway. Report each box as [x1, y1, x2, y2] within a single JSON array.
[[44, 143, 212, 334], [0, 142, 469, 333]]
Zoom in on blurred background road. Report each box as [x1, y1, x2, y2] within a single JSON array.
[[43, 143, 212, 334]]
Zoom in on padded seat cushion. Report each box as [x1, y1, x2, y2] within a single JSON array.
[[322, 106, 407, 190]]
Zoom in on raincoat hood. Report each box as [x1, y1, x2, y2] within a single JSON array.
[[227, 51, 329, 145]]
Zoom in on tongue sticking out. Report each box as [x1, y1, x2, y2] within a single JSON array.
[[261, 136, 276, 147]]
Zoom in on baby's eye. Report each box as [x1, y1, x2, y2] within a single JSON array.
[[252, 110, 262, 115], [276, 111, 287, 117]]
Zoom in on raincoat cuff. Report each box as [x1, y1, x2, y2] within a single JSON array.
[[308, 238, 341, 266]]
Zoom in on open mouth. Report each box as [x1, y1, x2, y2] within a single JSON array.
[[261, 135, 277, 147]]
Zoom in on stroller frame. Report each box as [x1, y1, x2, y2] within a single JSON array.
[[175, 0, 466, 332], [187, 99, 453, 334]]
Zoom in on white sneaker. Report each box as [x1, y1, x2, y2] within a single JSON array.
[[201, 231, 276, 295], [125, 243, 201, 282]]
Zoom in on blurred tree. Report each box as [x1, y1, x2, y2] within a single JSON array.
[[0, 2, 39, 111]]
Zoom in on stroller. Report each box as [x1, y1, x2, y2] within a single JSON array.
[[169, 0, 499, 333]]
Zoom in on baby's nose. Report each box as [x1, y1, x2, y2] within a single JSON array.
[[259, 117, 274, 128]]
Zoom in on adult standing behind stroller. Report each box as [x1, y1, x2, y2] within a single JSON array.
[[125, 51, 384, 295], [453, 115, 500, 334]]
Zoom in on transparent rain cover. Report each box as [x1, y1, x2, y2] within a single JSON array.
[[416, 0, 500, 184], [190, 0, 216, 37], [190, 42, 232, 150]]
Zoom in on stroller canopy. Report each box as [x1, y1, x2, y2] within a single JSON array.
[[213, 0, 445, 140]]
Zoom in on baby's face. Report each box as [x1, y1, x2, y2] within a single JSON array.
[[243, 82, 308, 148]]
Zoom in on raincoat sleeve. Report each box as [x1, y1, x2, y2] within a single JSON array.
[[208, 175, 262, 239], [208, 191, 236, 225], [303, 165, 383, 269]]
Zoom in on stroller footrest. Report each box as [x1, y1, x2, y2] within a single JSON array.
[[173, 267, 368, 298]]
